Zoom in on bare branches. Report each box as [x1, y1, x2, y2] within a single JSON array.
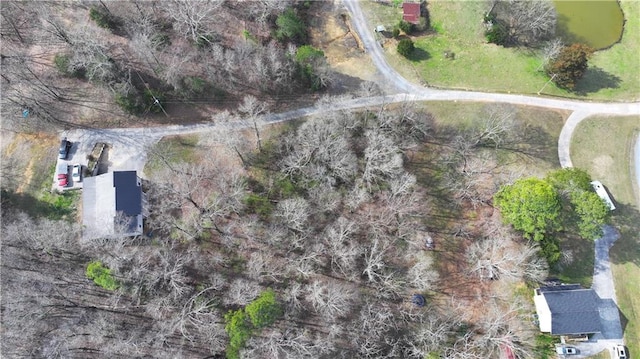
[[305, 280, 357, 321], [466, 223, 548, 282], [164, 0, 222, 43], [280, 116, 357, 187], [362, 129, 403, 187]]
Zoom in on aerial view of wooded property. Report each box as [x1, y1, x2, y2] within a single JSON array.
[[1, 1, 639, 358]]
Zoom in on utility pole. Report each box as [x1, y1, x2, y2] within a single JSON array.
[[537, 73, 556, 95]]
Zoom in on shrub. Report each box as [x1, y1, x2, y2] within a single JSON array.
[[546, 43, 594, 90], [115, 92, 144, 115], [295, 45, 328, 91], [244, 289, 282, 328], [224, 290, 283, 358], [54, 54, 70, 75], [182, 76, 208, 96], [397, 38, 415, 58], [224, 310, 251, 359], [398, 20, 414, 34], [151, 33, 171, 50], [275, 8, 306, 43], [54, 54, 84, 78], [86, 261, 119, 290], [244, 193, 273, 218], [392, 27, 400, 38], [486, 22, 508, 45], [89, 7, 119, 30], [195, 34, 215, 49]]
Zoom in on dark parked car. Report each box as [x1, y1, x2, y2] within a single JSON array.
[[59, 138, 72, 159]]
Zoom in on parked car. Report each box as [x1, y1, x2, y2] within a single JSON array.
[[57, 173, 68, 187], [71, 164, 82, 182], [59, 138, 72, 159], [614, 345, 628, 359], [556, 346, 577, 355]]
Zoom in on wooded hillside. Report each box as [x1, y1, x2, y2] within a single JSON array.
[[1, 0, 331, 131]]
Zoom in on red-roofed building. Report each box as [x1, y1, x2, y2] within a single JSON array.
[[402, 2, 421, 24]]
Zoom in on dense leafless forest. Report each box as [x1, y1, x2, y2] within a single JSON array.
[[2, 92, 556, 357], [1, 0, 332, 132], [1, 1, 561, 358]]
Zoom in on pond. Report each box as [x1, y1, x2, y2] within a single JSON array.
[[553, 0, 624, 50]]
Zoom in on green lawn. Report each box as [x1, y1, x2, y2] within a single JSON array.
[[361, 0, 640, 101], [571, 116, 640, 356], [143, 134, 200, 175]]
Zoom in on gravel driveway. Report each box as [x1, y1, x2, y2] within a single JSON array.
[[570, 225, 624, 357]]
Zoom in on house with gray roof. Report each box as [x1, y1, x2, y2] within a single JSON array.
[[83, 171, 147, 239], [533, 284, 601, 336]]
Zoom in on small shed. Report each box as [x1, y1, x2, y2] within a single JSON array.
[[402, 2, 421, 24]]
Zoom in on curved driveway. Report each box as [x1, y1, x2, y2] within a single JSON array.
[[343, 0, 639, 168]]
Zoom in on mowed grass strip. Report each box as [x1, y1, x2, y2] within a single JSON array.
[[361, 0, 639, 101], [571, 116, 640, 356]]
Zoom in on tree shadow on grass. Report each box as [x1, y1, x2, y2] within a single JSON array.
[[408, 47, 430, 62], [0, 189, 77, 221], [574, 67, 621, 95], [609, 202, 640, 269]]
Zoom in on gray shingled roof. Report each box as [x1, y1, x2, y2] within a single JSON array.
[[114, 171, 142, 216], [543, 288, 601, 335]]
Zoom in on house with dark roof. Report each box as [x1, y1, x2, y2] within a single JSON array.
[[402, 2, 421, 24], [83, 171, 147, 239], [533, 284, 602, 336]]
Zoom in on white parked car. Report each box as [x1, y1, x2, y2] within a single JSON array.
[[72, 164, 82, 182], [614, 345, 628, 359], [556, 346, 577, 355]]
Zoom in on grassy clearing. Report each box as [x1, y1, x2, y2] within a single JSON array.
[[144, 134, 200, 175], [571, 115, 640, 356], [423, 101, 566, 173], [361, 0, 640, 101], [0, 133, 80, 220]]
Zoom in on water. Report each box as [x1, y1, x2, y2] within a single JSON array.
[[553, 0, 624, 50]]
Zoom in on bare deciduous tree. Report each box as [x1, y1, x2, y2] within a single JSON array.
[[164, 0, 222, 44], [280, 116, 357, 187], [223, 278, 261, 306], [362, 129, 404, 187], [305, 280, 357, 321], [466, 224, 548, 282], [323, 216, 361, 279], [495, 0, 557, 45], [407, 252, 439, 291]]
